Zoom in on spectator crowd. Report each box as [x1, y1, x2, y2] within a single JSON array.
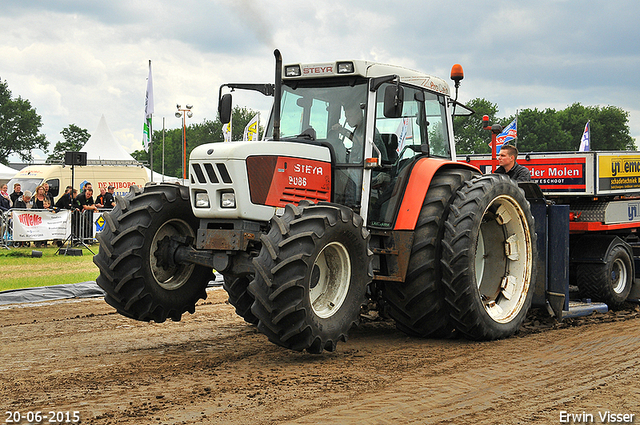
[[0, 182, 116, 212], [1, 182, 117, 247]]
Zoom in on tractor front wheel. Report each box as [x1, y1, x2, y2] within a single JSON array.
[[94, 184, 212, 323], [249, 201, 372, 354]]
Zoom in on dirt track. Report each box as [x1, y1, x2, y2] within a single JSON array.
[[2, 288, 639, 425]]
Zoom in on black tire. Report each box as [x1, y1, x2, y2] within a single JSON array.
[[383, 168, 478, 338], [441, 174, 536, 340], [577, 243, 633, 308], [222, 251, 259, 325], [248, 201, 372, 354], [94, 184, 212, 323]]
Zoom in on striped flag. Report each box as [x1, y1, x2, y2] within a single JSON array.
[[142, 60, 154, 151], [494, 118, 517, 154], [579, 121, 590, 151]]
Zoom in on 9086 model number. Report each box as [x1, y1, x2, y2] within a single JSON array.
[[5, 411, 80, 423], [288, 176, 307, 187]]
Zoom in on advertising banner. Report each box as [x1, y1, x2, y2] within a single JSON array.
[[12, 209, 71, 241], [598, 154, 640, 191]]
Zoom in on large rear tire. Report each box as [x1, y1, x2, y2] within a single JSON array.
[[577, 242, 633, 308], [441, 174, 536, 340], [383, 168, 478, 338], [94, 184, 212, 322], [248, 201, 372, 354]]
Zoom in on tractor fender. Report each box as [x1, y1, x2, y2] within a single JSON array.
[[394, 158, 479, 230]]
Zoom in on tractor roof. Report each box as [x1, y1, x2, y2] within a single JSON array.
[[283, 60, 450, 96]]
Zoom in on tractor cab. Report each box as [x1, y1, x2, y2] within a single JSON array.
[[220, 57, 472, 229]]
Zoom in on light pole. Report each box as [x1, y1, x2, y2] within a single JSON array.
[[175, 104, 193, 181]]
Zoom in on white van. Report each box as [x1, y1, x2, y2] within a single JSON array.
[[7, 164, 149, 202]]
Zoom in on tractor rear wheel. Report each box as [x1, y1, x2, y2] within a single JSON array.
[[383, 168, 478, 338], [94, 184, 212, 323], [441, 174, 536, 340], [249, 201, 372, 354]]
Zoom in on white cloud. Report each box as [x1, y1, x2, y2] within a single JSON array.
[[1, 0, 640, 163]]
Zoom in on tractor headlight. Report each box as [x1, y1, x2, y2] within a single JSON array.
[[337, 62, 354, 74], [195, 192, 210, 208], [221, 192, 236, 208], [285, 65, 301, 77]]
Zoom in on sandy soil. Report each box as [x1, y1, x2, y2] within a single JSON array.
[[1, 288, 639, 425]]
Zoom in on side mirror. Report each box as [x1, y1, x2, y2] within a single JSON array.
[[219, 94, 232, 124], [383, 84, 404, 118]]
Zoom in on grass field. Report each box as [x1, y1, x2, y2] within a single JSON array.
[[0, 245, 100, 292]]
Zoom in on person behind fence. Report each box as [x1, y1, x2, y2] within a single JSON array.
[[43, 182, 55, 206], [10, 183, 22, 205], [13, 190, 33, 209], [55, 186, 74, 210], [0, 184, 11, 212], [95, 187, 107, 208], [74, 187, 97, 242], [80, 182, 92, 196], [104, 185, 116, 209], [10, 190, 32, 247], [32, 185, 50, 209]]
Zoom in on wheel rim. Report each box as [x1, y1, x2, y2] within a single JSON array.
[[474, 195, 532, 323], [611, 258, 628, 294], [309, 241, 351, 319], [150, 218, 196, 290]]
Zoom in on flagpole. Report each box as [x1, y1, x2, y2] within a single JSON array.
[[514, 110, 518, 147], [162, 117, 165, 182], [148, 60, 153, 182], [149, 116, 153, 182]]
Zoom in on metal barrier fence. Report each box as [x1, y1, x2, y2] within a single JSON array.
[[1, 209, 110, 249]]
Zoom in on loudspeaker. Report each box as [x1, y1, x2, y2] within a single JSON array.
[[64, 151, 87, 166]]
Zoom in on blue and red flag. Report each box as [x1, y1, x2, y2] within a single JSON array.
[[493, 118, 517, 153]]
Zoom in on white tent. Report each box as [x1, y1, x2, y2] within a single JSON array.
[[0, 163, 17, 184], [82, 115, 137, 161]]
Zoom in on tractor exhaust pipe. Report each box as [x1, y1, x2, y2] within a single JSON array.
[[273, 49, 282, 141]]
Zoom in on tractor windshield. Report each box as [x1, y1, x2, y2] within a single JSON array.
[[265, 78, 369, 208]]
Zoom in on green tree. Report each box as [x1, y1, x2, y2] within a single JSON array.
[[453, 98, 500, 154], [47, 124, 91, 162], [516, 107, 570, 152], [454, 100, 636, 154], [131, 106, 263, 178], [0, 79, 48, 164], [556, 103, 635, 151]]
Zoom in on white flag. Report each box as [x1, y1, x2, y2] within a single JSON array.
[[243, 113, 260, 141], [142, 60, 154, 151], [579, 121, 590, 152], [223, 115, 232, 142]]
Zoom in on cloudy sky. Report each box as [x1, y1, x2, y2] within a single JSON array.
[[2, 0, 640, 161]]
